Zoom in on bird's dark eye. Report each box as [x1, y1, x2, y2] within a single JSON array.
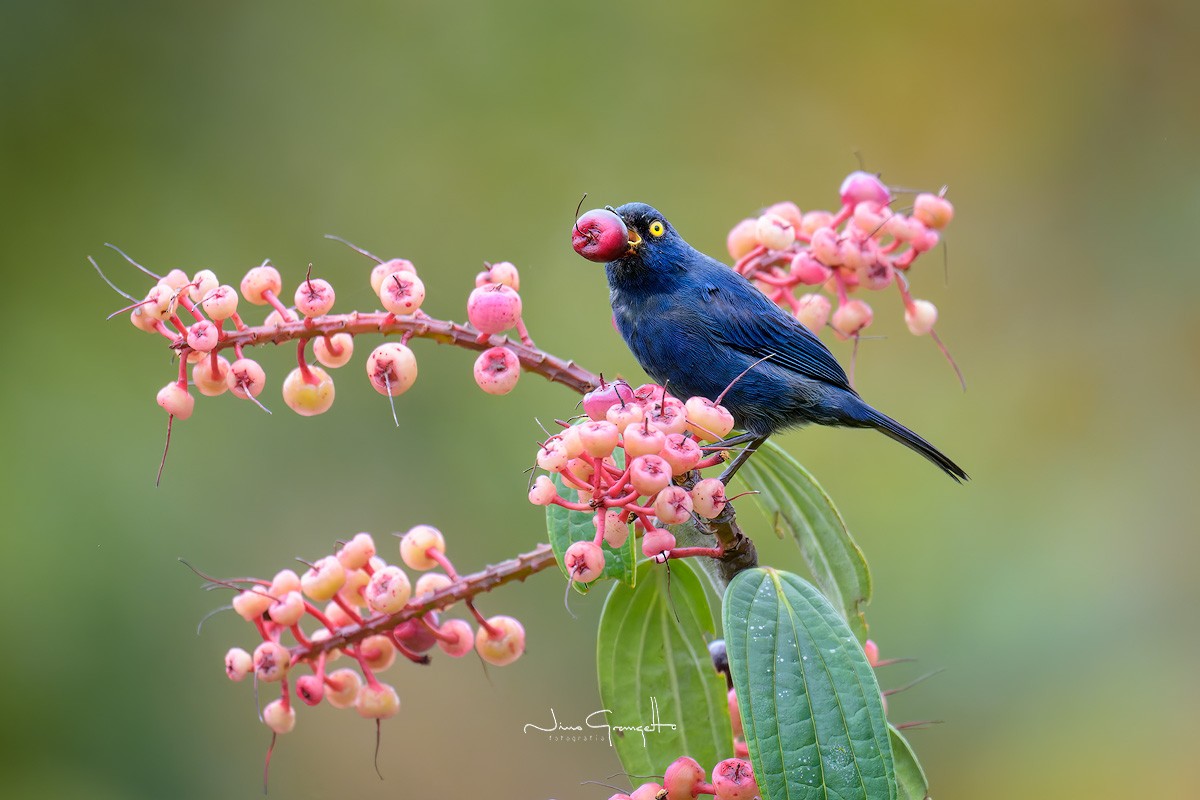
[[648, 220, 665, 237]]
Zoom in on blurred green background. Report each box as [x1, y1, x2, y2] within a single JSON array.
[[2, 1, 1196, 797]]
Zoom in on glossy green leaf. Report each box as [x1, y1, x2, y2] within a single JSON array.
[[732, 440, 872, 642], [545, 448, 635, 593], [597, 559, 732, 777], [724, 568, 895, 800], [889, 725, 930, 800]]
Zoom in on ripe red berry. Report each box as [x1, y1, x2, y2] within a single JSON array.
[[572, 208, 629, 263], [582, 380, 636, 421]]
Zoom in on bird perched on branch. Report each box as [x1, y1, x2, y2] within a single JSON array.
[[571, 202, 966, 482]]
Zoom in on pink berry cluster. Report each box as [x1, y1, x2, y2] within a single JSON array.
[[101, 243, 536, 426], [528, 379, 741, 581], [725, 171, 954, 343], [218, 527, 526, 738], [467, 261, 532, 395], [608, 755, 760, 800]]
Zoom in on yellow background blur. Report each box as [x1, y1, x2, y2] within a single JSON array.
[[2, 2, 1196, 798]]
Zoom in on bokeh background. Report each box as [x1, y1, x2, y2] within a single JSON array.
[[2, 1, 1196, 798]]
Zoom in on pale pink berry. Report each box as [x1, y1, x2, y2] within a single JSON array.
[[600, 509, 629, 548], [226, 357, 266, 399], [630, 454, 672, 496], [578, 420, 620, 458], [355, 681, 401, 719], [755, 213, 796, 251], [831, 299, 874, 338], [361, 634, 396, 671], [301, 555, 346, 602], [691, 478, 728, 519], [365, 565, 412, 615], [142, 284, 178, 322], [282, 365, 335, 415], [537, 436, 570, 472], [294, 277, 336, 317], [622, 422, 666, 458], [436, 619, 476, 658], [474, 615, 525, 666], [313, 333, 354, 368], [839, 171, 892, 207], [270, 569, 301, 596], [606, 400, 644, 429], [336, 532, 376, 570], [473, 346, 521, 395], [225, 647, 253, 681], [646, 399, 690, 436], [187, 269, 219, 303], [156, 382, 194, 419], [268, 590, 306, 627], [660, 434, 702, 475], [371, 258, 416, 295], [839, 239, 868, 272], [712, 758, 759, 800], [193, 355, 231, 397], [685, 396, 735, 442], [415, 572, 453, 596], [295, 674, 325, 705], [790, 252, 832, 286], [630, 784, 664, 800], [253, 641, 291, 682], [909, 220, 940, 253], [263, 698, 296, 734], [477, 261, 520, 290], [366, 342, 417, 396], [232, 588, 272, 621], [338, 568, 370, 607], [809, 227, 841, 265], [564, 540, 605, 583], [641, 528, 676, 561], [653, 485, 693, 525], [801, 209, 835, 236], [185, 320, 219, 353], [323, 598, 355, 628], [726, 218, 759, 260], [913, 192, 954, 229], [158, 268, 190, 291], [528, 475, 559, 506], [201, 284, 239, 320], [795, 293, 831, 333], [240, 265, 282, 305], [129, 303, 160, 333], [325, 668, 362, 709], [467, 283, 522, 335], [582, 381, 636, 421], [378, 270, 425, 315], [764, 200, 804, 231], [852, 201, 886, 235], [864, 638, 881, 667], [399, 524, 445, 571], [559, 424, 585, 458], [905, 299, 938, 336]]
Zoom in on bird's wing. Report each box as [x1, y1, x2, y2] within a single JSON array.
[[694, 258, 854, 391]]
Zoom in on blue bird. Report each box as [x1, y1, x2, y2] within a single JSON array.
[[572, 202, 967, 482]]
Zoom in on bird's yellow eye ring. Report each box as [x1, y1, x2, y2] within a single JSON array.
[[649, 220, 665, 237]]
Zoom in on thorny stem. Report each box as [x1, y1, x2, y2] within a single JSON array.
[[287, 543, 557, 664]]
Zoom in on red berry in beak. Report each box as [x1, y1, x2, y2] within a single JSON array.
[[572, 208, 629, 262]]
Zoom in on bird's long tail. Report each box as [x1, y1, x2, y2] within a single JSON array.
[[849, 403, 968, 482]]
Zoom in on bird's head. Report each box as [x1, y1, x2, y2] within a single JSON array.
[[572, 202, 686, 275]]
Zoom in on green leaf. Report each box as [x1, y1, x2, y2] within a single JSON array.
[[889, 725, 930, 800], [732, 440, 872, 642], [724, 568, 895, 800], [596, 559, 733, 777], [545, 447, 635, 593]]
